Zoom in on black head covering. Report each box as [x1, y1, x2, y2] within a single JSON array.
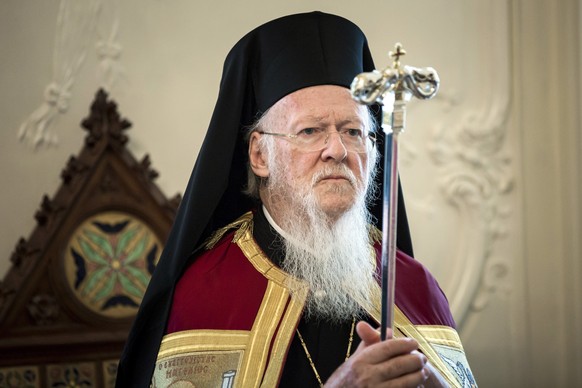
[[116, 11, 413, 387]]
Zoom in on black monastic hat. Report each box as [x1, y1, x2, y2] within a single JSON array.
[[116, 11, 413, 387]]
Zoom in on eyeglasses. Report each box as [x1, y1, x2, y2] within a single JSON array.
[[257, 128, 377, 153]]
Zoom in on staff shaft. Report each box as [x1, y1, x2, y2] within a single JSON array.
[[380, 127, 400, 339]]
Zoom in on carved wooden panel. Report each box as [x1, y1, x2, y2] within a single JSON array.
[[0, 89, 179, 386]]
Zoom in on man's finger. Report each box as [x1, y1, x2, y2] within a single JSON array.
[[355, 321, 392, 347]]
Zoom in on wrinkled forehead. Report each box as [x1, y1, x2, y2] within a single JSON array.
[[270, 85, 371, 128]]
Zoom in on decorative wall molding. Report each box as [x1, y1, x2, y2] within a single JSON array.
[[17, 0, 126, 151], [403, 1, 513, 326], [96, 2, 126, 92]]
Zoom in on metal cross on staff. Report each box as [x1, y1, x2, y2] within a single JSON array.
[[351, 43, 440, 340]]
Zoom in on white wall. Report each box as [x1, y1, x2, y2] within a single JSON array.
[[1, 0, 581, 386]]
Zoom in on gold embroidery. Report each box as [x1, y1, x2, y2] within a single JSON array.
[[395, 309, 461, 387], [154, 331, 249, 388], [416, 325, 464, 350], [154, 212, 300, 388], [159, 330, 249, 358], [203, 212, 254, 250], [261, 287, 306, 386], [158, 212, 470, 387], [238, 282, 288, 386], [235, 214, 306, 387]]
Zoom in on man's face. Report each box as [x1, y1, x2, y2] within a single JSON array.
[[254, 85, 374, 221]]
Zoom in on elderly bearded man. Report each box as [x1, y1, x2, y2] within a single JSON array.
[[116, 12, 476, 388]]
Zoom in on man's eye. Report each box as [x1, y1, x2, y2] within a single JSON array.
[[297, 128, 320, 136], [346, 128, 363, 137]]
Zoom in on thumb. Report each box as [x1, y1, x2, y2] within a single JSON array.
[[355, 321, 393, 347]]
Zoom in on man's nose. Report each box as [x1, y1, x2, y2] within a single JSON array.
[[321, 131, 348, 161]]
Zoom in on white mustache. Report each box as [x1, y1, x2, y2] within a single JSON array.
[[311, 165, 358, 187]]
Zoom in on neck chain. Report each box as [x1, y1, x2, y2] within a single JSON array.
[[296, 316, 356, 387]]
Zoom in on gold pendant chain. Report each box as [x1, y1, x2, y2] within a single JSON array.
[[296, 317, 356, 387]]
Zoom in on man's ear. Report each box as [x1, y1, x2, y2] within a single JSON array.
[[248, 132, 269, 178]]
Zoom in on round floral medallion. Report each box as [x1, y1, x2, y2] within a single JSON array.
[[64, 211, 162, 318]]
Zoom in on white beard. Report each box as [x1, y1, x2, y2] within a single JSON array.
[[266, 160, 377, 322]]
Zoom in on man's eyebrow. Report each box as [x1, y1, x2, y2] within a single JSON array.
[[295, 115, 365, 127]]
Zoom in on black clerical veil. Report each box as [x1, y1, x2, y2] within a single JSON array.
[[116, 11, 413, 387]]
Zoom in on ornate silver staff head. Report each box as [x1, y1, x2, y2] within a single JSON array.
[[351, 43, 440, 133]]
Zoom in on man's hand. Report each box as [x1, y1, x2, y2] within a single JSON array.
[[325, 321, 442, 387]]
